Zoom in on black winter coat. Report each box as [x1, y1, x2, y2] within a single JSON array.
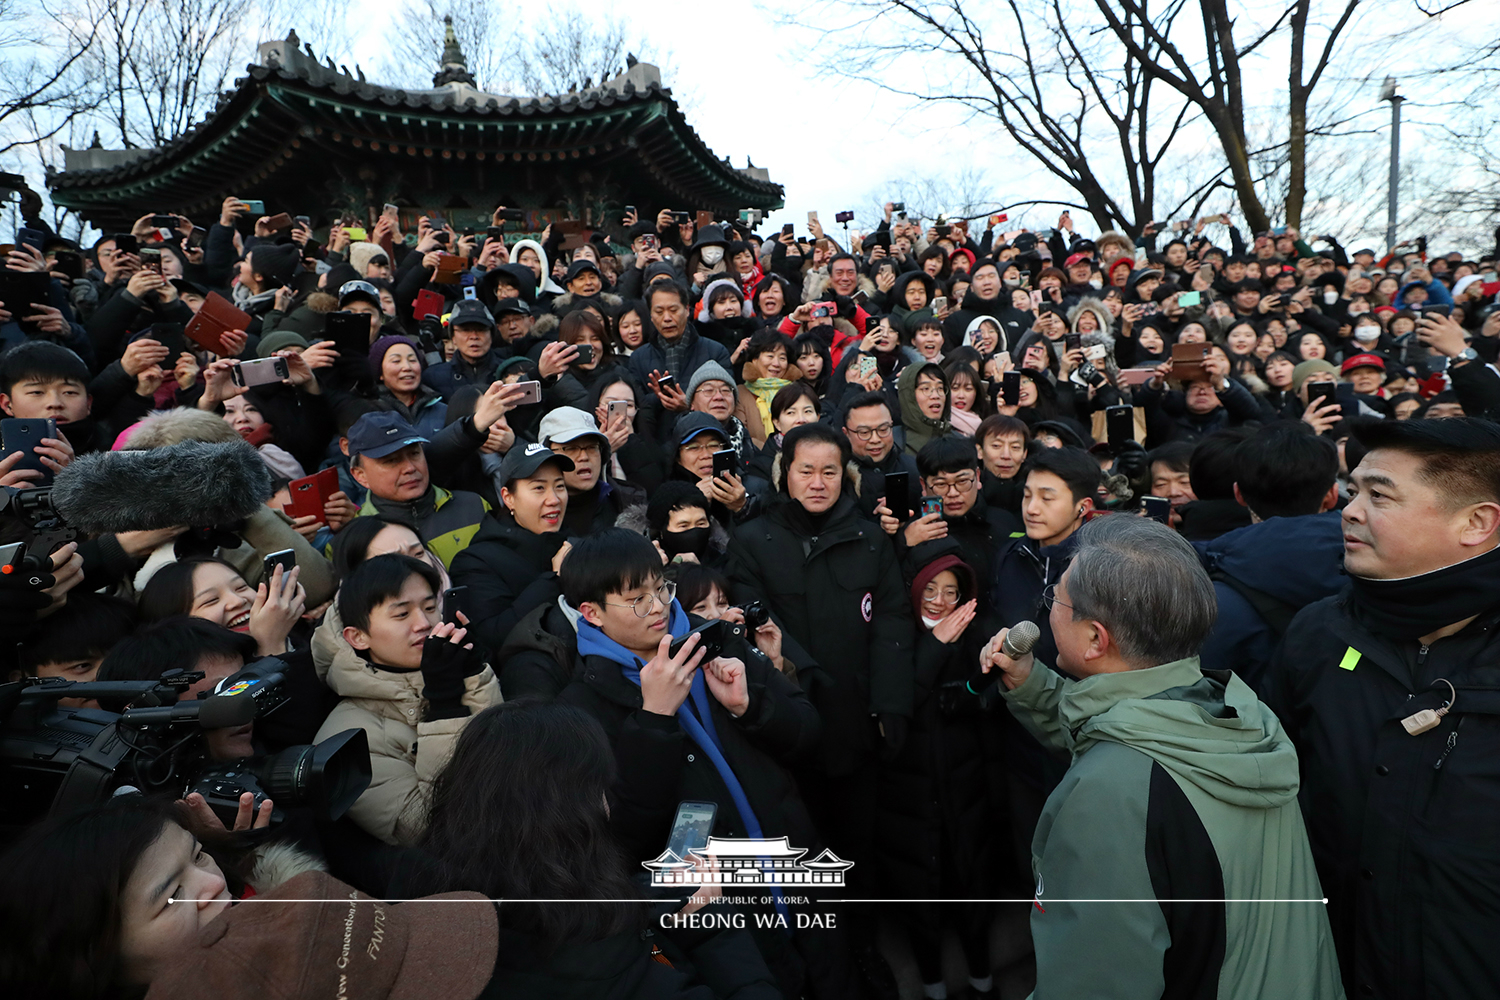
[[495, 599, 581, 701], [448, 512, 566, 656], [1264, 593, 1500, 1000], [726, 494, 915, 777], [556, 647, 823, 868], [877, 627, 1002, 902]]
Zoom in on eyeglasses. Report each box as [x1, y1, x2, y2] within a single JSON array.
[[695, 386, 735, 400], [926, 474, 976, 496], [915, 383, 946, 398], [1041, 583, 1072, 612], [847, 422, 893, 441], [607, 582, 677, 618]]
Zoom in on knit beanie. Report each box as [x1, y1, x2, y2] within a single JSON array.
[[686, 360, 735, 401], [1292, 358, 1338, 393], [256, 330, 310, 358], [368, 335, 422, 380]]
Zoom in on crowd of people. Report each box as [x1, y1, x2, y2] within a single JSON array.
[[3, 189, 1500, 1000]]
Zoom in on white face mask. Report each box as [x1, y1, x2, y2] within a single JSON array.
[[1354, 324, 1381, 342], [1088, 276, 1104, 289], [1004, 277, 1021, 288], [921, 614, 947, 630], [701, 246, 723, 266]]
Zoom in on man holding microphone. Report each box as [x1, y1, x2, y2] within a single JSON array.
[[980, 515, 1342, 998]]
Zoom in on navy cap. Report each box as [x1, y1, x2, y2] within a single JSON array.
[[673, 411, 729, 448], [346, 411, 429, 460], [496, 441, 574, 486], [448, 298, 495, 329], [564, 259, 601, 283]]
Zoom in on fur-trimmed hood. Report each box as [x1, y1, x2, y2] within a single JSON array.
[[548, 290, 623, 316], [120, 406, 242, 449], [769, 451, 865, 497], [248, 842, 327, 893], [1068, 296, 1114, 337], [804, 270, 878, 304]]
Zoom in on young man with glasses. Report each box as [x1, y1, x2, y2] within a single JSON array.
[[557, 529, 836, 993], [841, 390, 921, 515], [886, 436, 1020, 616]]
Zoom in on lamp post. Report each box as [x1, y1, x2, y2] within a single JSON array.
[[1380, 76, 1403, 253]]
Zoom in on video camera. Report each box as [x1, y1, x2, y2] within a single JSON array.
[[0, 485, 76, 573], [0, 658, 370, 838]]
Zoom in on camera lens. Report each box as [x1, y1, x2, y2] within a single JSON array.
[[256, 728, 371, 822]]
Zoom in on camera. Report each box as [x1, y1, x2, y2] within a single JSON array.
[[0, 484, 76, 570], [741, 602, 770, 630], [672, 211, 692, 224], [811, 302, 835, 319], [0, 659, 370, 833], [835, 210, 855, 224]]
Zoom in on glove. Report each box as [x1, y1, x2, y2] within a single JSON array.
[[420, 634, 484, 721], [877, 713, 909, 762], [1110, 440, 1149, 484]]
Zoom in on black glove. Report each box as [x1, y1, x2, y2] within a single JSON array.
[[877, 713, 909, 762], [1110, 440, 1149, 484], [420, 634, 484, 722]]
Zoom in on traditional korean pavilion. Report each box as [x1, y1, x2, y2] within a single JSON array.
[[47, 22, 782, 234]]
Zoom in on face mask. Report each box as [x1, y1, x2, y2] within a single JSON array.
[[921, 614, 947, 630], [661, 525, 712, 557], [1004, 277, 1021, 289], [1324, 288, 1339, 304], [1088, 277, 1104, 289], [701, 247, 723, 266], [1354, 325, 1380, 342]]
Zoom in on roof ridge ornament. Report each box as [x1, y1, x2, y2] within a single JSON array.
[[433, 15, 476, 88]]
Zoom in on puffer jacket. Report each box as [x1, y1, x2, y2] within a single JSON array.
[[311, 605, 502, 846]]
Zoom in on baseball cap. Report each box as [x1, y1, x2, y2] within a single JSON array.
[[496, 441, 574, 486], [492, 297, 531, 318], [1342, 353, 1386, 373], [338, 279, 382, 309], [538, 406, 608, 448], [673, 411, 729, 447], [1065, 252, 1093, 268], [447, 298, 495, 329], [564, 259, 601, 283], [347, 411, 429, 460], [143, 871, 497, 1000]]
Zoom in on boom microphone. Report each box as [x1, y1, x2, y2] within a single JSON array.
[[119, 691, 259, 729], [1002, 620, 1042, 659], [50, 440, 272, 535]]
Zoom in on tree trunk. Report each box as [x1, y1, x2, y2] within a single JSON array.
[[1286, 0, 1310, 229]]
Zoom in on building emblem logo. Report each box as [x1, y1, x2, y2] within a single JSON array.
[[643, 836, 853, 887]]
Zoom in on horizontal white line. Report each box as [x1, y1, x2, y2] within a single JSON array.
[[172, 897, 1329, 904]]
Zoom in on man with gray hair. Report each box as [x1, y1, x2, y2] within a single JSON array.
[[980, 515, 1343, 998]]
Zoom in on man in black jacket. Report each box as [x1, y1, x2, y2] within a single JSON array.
[[840, 390, 920, 516], [1265, 417, 1500, 999], [726, 422, 915, 898]]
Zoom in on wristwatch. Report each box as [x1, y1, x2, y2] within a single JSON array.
[[1456, 347, 1479, 364]]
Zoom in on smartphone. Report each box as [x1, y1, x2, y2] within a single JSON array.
[[512, 379, 543, 405], [573, 343, 595, 365], [807, 211, 819, 225], [1119, 367, 1158, 386], [672, 211, 691, 225], [412, 288, 446, 322], [324, 310, 372, 356], [884, 471, 911, 522], [712, 448, 739, 478], [781, 223, 794, 237], [264, 213, 293, 231], [138, 247, 162, 273], [150, 214, 176, 228], [931, 296, 948, 313], [666, 800, 718, 861], [656, 373, 677, 393], [239, 199, 266, 216], [1306, 382, 1339, 414], [1, 417, 59, 486], [641, 233, 659, 251], [284, 467, 339, 524], [607, 399, 631, 423], [1178, 290, 1202, 307], [134, 322, 187, 360], [112, 233, 140, 256], [441, 586, 469, 626], [462, 285, 477, 301], [229, 356, 290, 388], [1064, 332, 1082, 352], [184, 290, 253, 356], [1029, 289, 1043, 309], [990, 213, 1008, 226], [261, 548, 297, 588], [919, 495, 944, 518], [1002, 370, 1021, 406], [1140, 496, 1171, 525], [344, 226, 368, 242], [856, 355, 878, 380], [623, 204, 636, 218], [668, 618, 741, 660], [293, 215, 310, 228], [1100, 405, 1133, 449], [431, 231, 450, 245]]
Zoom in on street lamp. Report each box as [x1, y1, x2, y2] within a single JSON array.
[[1381, 76, 1403, 253]]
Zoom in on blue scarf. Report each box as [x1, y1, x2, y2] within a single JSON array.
[[577, 603, 790, 927]]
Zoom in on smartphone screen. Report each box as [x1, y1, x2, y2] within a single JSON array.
[[666, 800, 718, 860], [1141, 496, 1171, 524], [920, 496, 944, 518], [1307, 382, 1339, 414]]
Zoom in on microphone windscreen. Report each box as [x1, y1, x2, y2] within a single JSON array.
[[196, 692, 260, 729], [51, 441, 272, 535], [1001, 620, 1042, 659]]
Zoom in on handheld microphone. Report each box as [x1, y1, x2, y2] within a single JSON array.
[[119, 692, 259, 730], [1001, 620, 1042, 659]]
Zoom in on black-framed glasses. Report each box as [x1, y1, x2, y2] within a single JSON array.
[[607, 582, 677, 618], [1041, 583, 1072, 612], [847, 422, 893, 441]]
